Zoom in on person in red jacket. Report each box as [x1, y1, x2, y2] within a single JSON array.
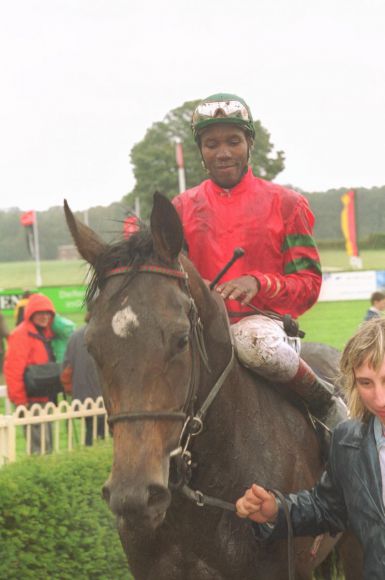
[[4, 293, 57, 452], [173, 93, 345, 431]]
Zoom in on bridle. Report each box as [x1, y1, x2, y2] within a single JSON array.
[[104, 263, 234, 439]]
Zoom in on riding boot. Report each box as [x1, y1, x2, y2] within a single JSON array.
[[281, 358, 348, 432]]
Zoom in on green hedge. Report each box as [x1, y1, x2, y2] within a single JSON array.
[[0, 444, 132, 579]]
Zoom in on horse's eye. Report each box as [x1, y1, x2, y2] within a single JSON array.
[[177, 335, 189, 351]]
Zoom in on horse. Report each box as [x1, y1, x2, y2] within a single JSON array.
[[64, 193, 362, 580]]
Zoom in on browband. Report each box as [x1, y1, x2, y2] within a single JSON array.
[[105, 264, 188, 280]]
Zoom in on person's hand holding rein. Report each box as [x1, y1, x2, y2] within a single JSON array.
[[216, 275, 259, 305], [236, 484, 279, 524]]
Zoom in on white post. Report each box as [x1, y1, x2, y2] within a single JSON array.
[[83, 209, 89, 226], [175, 138, 186, 193], [0, 415, 17, 464], [134, 196, 141, 219], [32, 212, 43, 287]]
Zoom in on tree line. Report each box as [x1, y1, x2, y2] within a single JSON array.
[[1, 184, 385, 262]]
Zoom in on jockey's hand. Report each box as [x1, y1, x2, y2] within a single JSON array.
[[216, 276, 259, 305], [236, 484, 279, 524]]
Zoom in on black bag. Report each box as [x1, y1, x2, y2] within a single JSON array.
[[24, 362, 64, 398]]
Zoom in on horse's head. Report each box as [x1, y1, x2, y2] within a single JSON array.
[[64, 193, 231, 531]]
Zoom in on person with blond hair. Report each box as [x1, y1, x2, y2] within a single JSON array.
[[235, 317, 385, 579]]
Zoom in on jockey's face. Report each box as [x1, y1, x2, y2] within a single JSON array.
[[355, 355, 385, 425], [200, 124, 250, 189]]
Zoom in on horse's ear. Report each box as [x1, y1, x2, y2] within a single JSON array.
[[64, 200, 107, 267], [150, 192, 183, 263]]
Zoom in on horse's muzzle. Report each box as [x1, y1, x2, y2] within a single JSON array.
[[102, 479, 171, 530]]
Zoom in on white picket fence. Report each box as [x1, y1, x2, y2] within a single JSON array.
[[0, 394, 109, 467], [0, 386, 11, 414]]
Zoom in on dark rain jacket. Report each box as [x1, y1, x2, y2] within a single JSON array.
[[61, 325, 102, 402], [253, 417, 385, 579]]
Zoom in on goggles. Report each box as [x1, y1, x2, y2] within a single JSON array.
[[192, 100, 251, 125]]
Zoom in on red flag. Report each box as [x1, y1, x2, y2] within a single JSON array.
[[123, 216, 139, 239], [341, 190, 359, 257], [20, 211, 36, 257], [20, 210, 36, 227]]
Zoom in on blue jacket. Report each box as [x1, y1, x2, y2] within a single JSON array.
[[364, 307, 381, 322], [253, 418, 385, 579]]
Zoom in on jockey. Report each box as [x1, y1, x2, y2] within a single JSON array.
[[172, 92, 346, 432]]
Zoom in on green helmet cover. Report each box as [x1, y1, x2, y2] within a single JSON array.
[[191, 92, 255, 142]]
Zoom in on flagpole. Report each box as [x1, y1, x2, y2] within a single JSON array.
[[175, 137, 186, 193], [32, 212, 43, 287]]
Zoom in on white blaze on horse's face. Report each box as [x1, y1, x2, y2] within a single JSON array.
[[112, 305, 139, 338]]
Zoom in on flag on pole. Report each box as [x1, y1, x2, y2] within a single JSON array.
[[123, 215, 139, 239], [19, 210, 42, 285], [20, 211, 36, 257], [341, 190, 362, 268], [341, 190, 358, 256], [20, 210, 36, 227]]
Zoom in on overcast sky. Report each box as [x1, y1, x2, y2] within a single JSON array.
[[1, 0, 384, 211]]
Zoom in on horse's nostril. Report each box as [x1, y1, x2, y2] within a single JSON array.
[[147, 484, 170, 509], [102, 483, 111, 503]]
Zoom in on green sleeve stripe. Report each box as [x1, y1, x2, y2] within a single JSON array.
[[281, 234, 317, 252], [284, 257, 322, 275]]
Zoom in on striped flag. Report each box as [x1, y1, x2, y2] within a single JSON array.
[[341, 190, 359, 257]]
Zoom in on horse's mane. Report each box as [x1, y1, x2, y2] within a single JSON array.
[[86, 227, 155, 303]]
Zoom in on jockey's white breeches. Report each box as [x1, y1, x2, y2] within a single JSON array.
[[231, 315, 301, 383]]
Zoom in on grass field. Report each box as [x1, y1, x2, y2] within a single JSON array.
[[1, 249, 385, 289], [299, 300, 366, 350], [319, 248, 385, 271], [0, 259, 88, 289]]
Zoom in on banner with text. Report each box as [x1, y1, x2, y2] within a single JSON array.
[[319, 270, 385, 302], [0, 286, 86, 314]]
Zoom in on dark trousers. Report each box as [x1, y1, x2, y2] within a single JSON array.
[[85, 416, 105, 446]]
